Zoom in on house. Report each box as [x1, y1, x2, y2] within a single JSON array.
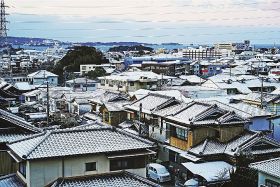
[[187, 131, 280, 164], [171, 86, 227, 99], [27, 70, 58, 86], [48, 171, 161, 187], [0, 109, 42, 176], [242, 92, 280, 115], [250, 158, 280, 187], [89, 91, 131, 126], [125, 93, 181, 137], [65, 77, 98, 91], [6, 127, 156, 187], [179, 75, 206, 86], [98, 71, 174, 92]]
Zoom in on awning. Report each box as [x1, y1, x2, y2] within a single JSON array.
[[107, 149, 156, 159], [164, 145, 201, 162], [182, 161, 235, 182]]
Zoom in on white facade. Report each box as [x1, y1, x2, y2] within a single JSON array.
[[20, 154, 147, 187]]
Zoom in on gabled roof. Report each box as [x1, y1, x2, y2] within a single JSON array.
[[8, 127, 155, 160], [125, 93, 178, 114], [189, 131, 280, 157], [0, 174, 25, 187], [250, 157, 280, 178], [164, 101, 247, 126], [28, 70, 58, 78], [243, 92, 280, 104], [49, 171, 161, 187], [0, 109, 42, 133], [89, 91, 129, 105]]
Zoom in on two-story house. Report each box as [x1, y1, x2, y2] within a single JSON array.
[[5, 127, 156, 187]]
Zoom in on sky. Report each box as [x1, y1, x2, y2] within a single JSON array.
[[7, 0, 280, 44]]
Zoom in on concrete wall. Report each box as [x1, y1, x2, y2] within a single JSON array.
[[258, 172, 280, 187]]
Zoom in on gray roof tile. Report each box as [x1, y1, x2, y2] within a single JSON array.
[[8, 127, 155, 160]]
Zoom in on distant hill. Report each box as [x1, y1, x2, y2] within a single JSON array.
[[108, 45, 154, 52]]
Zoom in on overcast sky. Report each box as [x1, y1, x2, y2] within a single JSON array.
[[7, 0, 280, 44]]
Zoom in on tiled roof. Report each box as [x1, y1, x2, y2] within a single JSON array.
[[0, 174, 25, 187], [250, 157, 280, 178], [126, 93, 175, 113], [8, 127, 155, 160], [0, 109, 42, 133], [189, 131, 280, 157], [50, 171, 161, 187], [164, 101, 247, 126], [0, 133, 34, 143]]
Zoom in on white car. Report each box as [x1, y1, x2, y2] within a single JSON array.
[[147, 163, 171, 183]]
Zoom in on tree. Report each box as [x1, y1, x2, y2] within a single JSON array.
[[87, 67, 107, 80], [51, 46, 109, 84]]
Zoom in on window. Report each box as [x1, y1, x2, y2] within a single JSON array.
[[110, 156, 145, 171], [175, 128, 187, 140], [130, 82, 134, 86], [82, 66, 86, 70], [85, 162, 97, 172], [104, 112, 110, 122], [19, 162, 26, 177], [265, 179, 280, 187]]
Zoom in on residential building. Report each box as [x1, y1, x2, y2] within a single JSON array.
[[250, 158, 280, 187], [99, 71, 173, 92], [135, 60, 187, 76], [27, 70, 58, 86], [182, 47, 222, 60], [80, 64, 116, 75], [0, 109, 42, 176], [65, 78, 98, 91], [6, 127, 156, 187]]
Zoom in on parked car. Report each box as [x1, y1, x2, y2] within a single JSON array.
[[147, 163, 171, 183]]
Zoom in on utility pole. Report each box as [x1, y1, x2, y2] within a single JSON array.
[[46, 81, 50, 125], [260, 77, 264, 109]]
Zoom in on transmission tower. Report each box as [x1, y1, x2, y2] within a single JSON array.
[[0, 0, 8, 46]]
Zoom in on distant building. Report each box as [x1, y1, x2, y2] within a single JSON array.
[[65, 78, 98, 91], [132, 60, 187, 76], [214, 43, 234, 51], [27, 70, 58, 86], [80, 64, 116, 75], [99, 71, 173, 92], [183, 47, 222, 60]]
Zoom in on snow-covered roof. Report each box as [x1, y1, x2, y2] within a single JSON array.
[[14, 82, 35, 91], [182, 161, 234, 182], [189, 131, 280, 157], [66, 78, 98, 84], [8, 127, 155, 160], [50, 171, 161, 187], [28, 70, 58, 78], [250, 157, 280, 178], [99, 71, 174, 82], [126, 93, 176, 114], [129, 89, 192, 103], [179, 75, 206, 84]]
